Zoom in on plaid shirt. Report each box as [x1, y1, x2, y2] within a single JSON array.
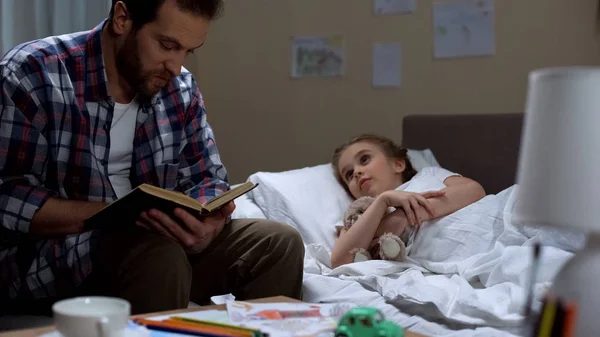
[[0, 21, 229, 300]]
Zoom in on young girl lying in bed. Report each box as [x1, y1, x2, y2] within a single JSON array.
[[330, 134, 486, 268]]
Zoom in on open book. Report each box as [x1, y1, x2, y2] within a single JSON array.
[[84, 181, 258, 229]]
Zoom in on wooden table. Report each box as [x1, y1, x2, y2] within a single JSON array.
[[1, 296, 426, 337]]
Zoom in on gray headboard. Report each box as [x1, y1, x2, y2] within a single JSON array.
[[402, 113, 524, 195]]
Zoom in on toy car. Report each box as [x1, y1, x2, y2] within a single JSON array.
[[335, 307, 404, 337]]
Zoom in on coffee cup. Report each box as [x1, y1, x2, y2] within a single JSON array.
[[52, 297, 130, 337]]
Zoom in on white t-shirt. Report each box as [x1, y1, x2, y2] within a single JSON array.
[[107, 100, 139, 198], [392, 167, 461, 253], [395, 166, 461, 194]]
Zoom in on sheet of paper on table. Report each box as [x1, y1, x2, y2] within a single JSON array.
[[130, 310, 230, 337], [227, 301, 356, 337], [145, 309, 229, 323], [42, 302, 356, 337]]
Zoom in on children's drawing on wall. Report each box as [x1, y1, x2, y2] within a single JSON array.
[[433, 0, 495, 59], [291, 36, 345, 78]]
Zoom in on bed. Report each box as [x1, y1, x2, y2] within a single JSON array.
[[0, 113, 580, 335], [232, 113, 586, 337], [402, 113, 524, 195]]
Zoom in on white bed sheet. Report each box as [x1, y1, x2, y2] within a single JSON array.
[[303, 273, 520, 337], [300, 186, 585, 337], [232, 179, 586, 337]]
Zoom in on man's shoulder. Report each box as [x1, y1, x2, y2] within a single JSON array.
[[1, 31, 88, 76]]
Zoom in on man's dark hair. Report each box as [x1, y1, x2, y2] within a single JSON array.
[[109, 0, 224, 30]]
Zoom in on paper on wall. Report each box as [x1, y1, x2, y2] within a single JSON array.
[[374, 0, 416, 15], [433, 0, 495, 58], [372, 42, 402, 88], [291, 36, 345, 78]]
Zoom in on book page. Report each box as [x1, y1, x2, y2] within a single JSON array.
[[202, 181, 257, 212], [139, 184, 204, 212]]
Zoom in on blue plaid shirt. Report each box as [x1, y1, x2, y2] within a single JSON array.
[[0, 21, 229, 300]]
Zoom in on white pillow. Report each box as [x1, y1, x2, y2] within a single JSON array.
[[246, 149, 440, 249], [407, 149, 440, 171], [229, 183, 267, 220], [248, 164, 352, 250]]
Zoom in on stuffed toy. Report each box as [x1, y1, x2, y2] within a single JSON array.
[[342, 196, 416, 263]]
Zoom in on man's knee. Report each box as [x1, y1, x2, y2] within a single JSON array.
[[271, 222, 304, 257], [94, 230, 192, 313], [98, 230, 192, 286], [141, 237, 192, 279], [253, 220, 305, 261], [241, 220, 304, 300], [113, 235, 192, 314]]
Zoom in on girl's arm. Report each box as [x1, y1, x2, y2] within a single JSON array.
[[375, 176, 485, 237], [332, 196, 389, 268], [420, 176, 485, 221], [331, 190, 443, 268]]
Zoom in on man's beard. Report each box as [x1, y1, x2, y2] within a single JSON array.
[[115, 33, 170, 102]]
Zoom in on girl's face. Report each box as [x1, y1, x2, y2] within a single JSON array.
[[337, 141, 406, 199]]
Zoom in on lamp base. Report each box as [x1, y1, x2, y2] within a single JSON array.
[[547, 232, 600, 336]]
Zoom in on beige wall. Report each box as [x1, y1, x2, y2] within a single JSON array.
[[187, 0, 600, 183]]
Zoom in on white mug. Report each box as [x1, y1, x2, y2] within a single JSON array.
[[52, 297, 131, 337]]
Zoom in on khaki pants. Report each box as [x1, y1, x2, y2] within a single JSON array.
[[90, 219, 305, 314]]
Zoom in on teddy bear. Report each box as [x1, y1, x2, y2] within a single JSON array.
[[342, 196, 416, 263]]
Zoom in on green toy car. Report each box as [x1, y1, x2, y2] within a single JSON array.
[[335, 307, 404, 337]]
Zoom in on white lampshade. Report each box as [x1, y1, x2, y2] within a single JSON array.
[[515, 66, 600, 233]]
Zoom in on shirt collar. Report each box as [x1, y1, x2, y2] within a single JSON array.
[[83, 20, 110, 103]]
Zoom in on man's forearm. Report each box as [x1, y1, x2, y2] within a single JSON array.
[[30, 198, 108, 237]]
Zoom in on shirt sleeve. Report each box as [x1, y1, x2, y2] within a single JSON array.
[[0, 65, 57, 233], [429, 166, 462, 184], [176, 80, 230, 204]]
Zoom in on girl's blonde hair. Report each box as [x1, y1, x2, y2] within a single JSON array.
[[332, 134, 417, 196]]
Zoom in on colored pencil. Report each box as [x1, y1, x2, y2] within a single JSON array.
[[531, 296, 545, 337], [561, 301, 578, 337], [537, 296, 557, 337], [549, 298, 564, 337], [524, 242, 541, 319], [523, 242, 542, 337], [170, 316, 264, 337], [165, 318, 256, 337], [133, 318, 252, 337]]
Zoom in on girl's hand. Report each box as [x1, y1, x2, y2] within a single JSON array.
[[379, 190, 446, 226], [374, 208, 410, 238]]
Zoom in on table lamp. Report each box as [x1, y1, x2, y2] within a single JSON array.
[[515, 66, 600, 336]]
